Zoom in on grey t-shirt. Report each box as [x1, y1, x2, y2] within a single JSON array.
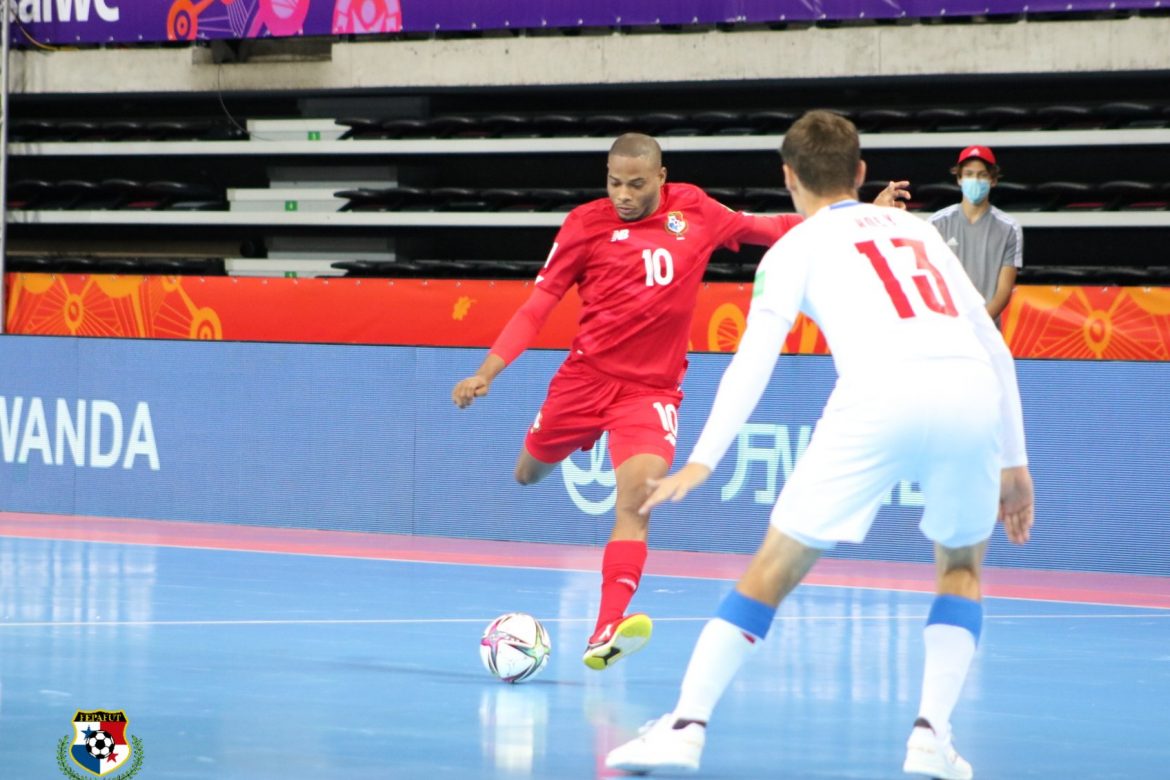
[[928, 204, 1023, 304]]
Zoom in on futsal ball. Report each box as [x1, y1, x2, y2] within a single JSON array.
[[85, 731, 115, 759], [480, 612, 551, 683]]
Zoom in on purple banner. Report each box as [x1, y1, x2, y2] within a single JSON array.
[[12, 0, 1163, 46]]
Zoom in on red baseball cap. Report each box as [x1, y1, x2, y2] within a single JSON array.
[[957, 145, 997, 166]]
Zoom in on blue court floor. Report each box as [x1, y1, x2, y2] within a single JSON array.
[[1, 535, 1167, 779]]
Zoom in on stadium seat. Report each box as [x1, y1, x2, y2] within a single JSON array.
[[535, 189, 584, 211], [431, 187, 491, 211], [415, 258, 476, 276], [335, 187, 391, 211], [745, 110, 796, 134], [378, 118, 431, 139], [1035, 105, 1097, 130], [428, 115, 484, 138], [55, 256, 101, 273], [915, 107, 980, 133], [583, 114, 634, 137], [1099, 180, 1166, 210], [1035, 181, 1102, 211], [9, 120, 56, 142], [7, 179, 54, 209], [45, 180, 100, 209], [635, 112, 691, 136], [856, 109, 915, 133], [1022, 265, 1170, 285], [335, 117, 385, 140], [155, 257, 227, 275], [491, 188, 578, 212], [140, 181, 222, 210], [484, 260, 544, 277], [988, 181, 1046, 211], [1098, 101, 1161, 129], [332, 259, 422, 276], [531, 114, 580, 136], [393, 187, 440, 211], [89, 179, 146, 209], [572, 188, 607, 203], [144, 120, 205, 140], [99, 121, 150, 141], [479, 188, 528, 211], [483, 114, 535, 137], [972, 105, 1040, 130], [740, 187, 793, 212], [693, 111, 750, 135], [909, 182, 961, 212], [58, 121, 101, 141]]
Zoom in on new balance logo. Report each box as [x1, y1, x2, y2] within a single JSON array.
[[611, 229, 630, 242]]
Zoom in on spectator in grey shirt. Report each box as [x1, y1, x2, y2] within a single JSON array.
[[929, 145, 1023, 322]]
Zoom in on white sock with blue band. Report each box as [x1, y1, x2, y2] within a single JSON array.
[[673, 590, 777, 724], [917, 595, 983, 739]]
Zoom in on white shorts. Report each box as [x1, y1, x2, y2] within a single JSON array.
[[771, 359, 1002, 550]]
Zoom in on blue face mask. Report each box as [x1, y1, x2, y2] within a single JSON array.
[[961, 178, 991, 205]]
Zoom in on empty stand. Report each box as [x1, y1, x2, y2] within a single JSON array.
[[7, 91, 1170, 280]]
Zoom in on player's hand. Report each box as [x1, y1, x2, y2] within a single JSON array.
[[452, 375, 490, 408], [639, 462, 713, 515], [998, 465, 1034, 545], [873, 180, 911, 209]]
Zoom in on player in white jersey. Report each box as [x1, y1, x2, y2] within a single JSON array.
[[605, 111, 1034, 779]]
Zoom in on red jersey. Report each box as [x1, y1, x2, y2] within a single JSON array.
[[535, 183, 801, 388]]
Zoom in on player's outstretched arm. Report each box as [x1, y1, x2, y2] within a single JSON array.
[[639, 462, 712, 515], [452, 353, 506, 408], [452, 286, 561, 409], [873, 180, 911, 209], [998, 465, 1034, 545]]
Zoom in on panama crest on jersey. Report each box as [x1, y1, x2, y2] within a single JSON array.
[[664, 211, 688, 238], [59, 710, 144, 779]]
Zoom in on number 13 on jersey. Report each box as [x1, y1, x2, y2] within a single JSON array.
[[856, 238, 957, 319]]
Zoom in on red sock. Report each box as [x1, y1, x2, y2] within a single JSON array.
[[593, 539, 648, 640]]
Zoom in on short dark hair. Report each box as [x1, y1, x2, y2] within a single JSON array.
[[609, 133, 663, 168], [780, 111, 860, 196], [950, 159, 1002, 180]]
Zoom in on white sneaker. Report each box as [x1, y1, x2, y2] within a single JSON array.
[[605, 713, 706, 775], [902, 721, 973, 780]]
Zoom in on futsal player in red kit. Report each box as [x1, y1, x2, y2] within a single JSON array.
[[452, 133, 908, 670]]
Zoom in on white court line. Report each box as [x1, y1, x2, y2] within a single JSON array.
[[0, 613, 1167, 629], [6, 535, 1168, 611]]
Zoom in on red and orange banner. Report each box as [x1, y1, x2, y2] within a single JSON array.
[[6, 273, 1170, 360]]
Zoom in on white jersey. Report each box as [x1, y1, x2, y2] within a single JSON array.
[[754, 201, 990, 380], [690, 199, 1027, 473]]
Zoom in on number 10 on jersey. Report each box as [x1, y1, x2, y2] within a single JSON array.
[[643, 248, 674, 287]]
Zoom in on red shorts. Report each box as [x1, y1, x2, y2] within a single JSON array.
[[524, 356, 683, 468]]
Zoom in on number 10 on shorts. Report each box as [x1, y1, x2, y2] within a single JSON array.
[[653, 402, 679, 445]]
